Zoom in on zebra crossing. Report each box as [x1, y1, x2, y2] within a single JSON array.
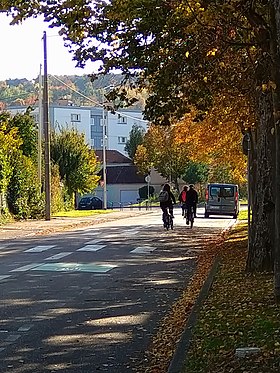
[[0, 226, 159, 280]]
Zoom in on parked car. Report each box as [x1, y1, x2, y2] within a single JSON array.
[[78, 196, 103, 210], [204, 183, 239, 218]]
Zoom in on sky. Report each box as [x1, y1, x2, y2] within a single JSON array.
[[0, 14, 99, 81]]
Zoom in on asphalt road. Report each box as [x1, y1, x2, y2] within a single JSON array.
[[0, 207, 235, 373]]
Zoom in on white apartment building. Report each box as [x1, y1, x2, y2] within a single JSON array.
[[6, 103, 148, 156]]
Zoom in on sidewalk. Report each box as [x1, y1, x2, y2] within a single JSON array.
[[0, 208, 153, 240]]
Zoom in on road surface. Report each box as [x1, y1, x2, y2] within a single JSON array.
[[0, 207, 235, 372]]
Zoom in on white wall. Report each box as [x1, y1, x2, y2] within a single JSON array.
[[107, 110, 148, 155], [52, 107, 91, 145], [6, 105, 148, 155], [95, 183, 145, 206]]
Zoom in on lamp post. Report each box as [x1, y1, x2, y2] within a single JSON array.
[[101, 85, 116, 210]]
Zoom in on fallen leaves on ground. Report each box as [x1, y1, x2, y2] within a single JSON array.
[[184, 223, 280, 373]]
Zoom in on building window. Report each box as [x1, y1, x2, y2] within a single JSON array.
[[118, 136, 127, 144], [118, 114, 127, 124], [71, 113, 81, 122]]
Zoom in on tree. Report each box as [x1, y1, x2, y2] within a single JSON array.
[[182, 161, 209, 185], [138, 185, 155, 200], [6, 107, 38, 161], [135, 124, 191, 191], [50, 128, 100, 202], [7, 153, 44, 219], [0, 111, 44, 218], [0, 113, 21, 196], [124, 124, 145, 160], [3, 0, 280, 274]]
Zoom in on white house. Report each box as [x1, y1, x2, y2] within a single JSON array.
[[6, 103, 148, 156]]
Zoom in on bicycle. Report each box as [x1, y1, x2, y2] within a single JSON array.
[[186, 205, 195, 228], [181, 203, 187, 219], [162, 209, 174, 230]]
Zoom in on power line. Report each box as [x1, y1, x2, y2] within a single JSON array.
[[50, 74, 148, 124]]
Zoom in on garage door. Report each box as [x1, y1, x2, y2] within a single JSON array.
[[120, 190, 139, 205]]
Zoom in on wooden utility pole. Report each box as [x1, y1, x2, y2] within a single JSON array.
[[43, 31, 51, 220], [38, 64, 42, 186]]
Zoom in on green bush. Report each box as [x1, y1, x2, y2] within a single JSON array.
[[7, 155, 44, 219], [138, 185, 155, 199]]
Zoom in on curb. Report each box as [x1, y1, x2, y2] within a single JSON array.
[[167, 256, 220, 373]]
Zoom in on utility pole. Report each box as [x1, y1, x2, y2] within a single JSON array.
[[43, 31, 51, 220], [38, 64, 43, 187], [102, 101, 107, 210]]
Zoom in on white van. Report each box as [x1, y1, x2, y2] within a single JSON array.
[[204, 183, 239, 218]]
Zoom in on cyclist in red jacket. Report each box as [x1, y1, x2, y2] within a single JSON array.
[[179, 185, 188, 217]]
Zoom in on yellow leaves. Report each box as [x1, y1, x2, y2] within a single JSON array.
[[261, 81, 277, 92], [203, 76, 208, 83], [185, 51, 190, 58], [207, 47, 218, 57]]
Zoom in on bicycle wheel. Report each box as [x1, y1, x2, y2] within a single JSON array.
[[163, 212, 169, 230], [190, 208, 194, 228], [170, 215, 174, 230]]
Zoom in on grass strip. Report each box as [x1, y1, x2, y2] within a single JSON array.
[[52, 209, 114, 218]]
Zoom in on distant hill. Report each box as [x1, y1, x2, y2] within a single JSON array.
[[0, 74, 146, 110]]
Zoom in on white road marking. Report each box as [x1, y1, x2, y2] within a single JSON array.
[[5, 334, 21, 342], [102, 234, 121, 239], [45, 252, 72, 260], [130, 246, 156, 254], [24, 245, 56, 253], [10, 263, 43, 272], [79, 232, 99, 236], [77, 245, 106, 252], [86, 239, 102, 244], [123, 230, 140, 236], [31, 262, 116, 273], [18, 325, 33, 332], [0, 275, 11, 281]]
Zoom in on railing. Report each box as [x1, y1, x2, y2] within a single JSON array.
[[110, 201, 158, 211]]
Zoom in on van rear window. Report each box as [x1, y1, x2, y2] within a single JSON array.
[[222, 187, 234, 197], [210, 186, 234, 197], [210, 187, 220, 197]]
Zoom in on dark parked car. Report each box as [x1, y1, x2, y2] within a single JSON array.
[[78, 196, 103, 210]]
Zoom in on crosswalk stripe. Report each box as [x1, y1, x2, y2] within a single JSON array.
[[130, 246, 156, 254], [24, 245, 55, 253], [10, 263, 43, 272], [0, 275, 11, 281], [86, 239, 102, 244], [77, 245, 106, 252], [45, 252, 72, 260]]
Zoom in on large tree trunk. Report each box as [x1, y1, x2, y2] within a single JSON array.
[[271, 1, 280, 300], [246, 57, 275, 272]]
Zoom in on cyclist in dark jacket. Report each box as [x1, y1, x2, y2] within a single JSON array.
[[186, 184, 198, 223], [160, 183, 176, 218]]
